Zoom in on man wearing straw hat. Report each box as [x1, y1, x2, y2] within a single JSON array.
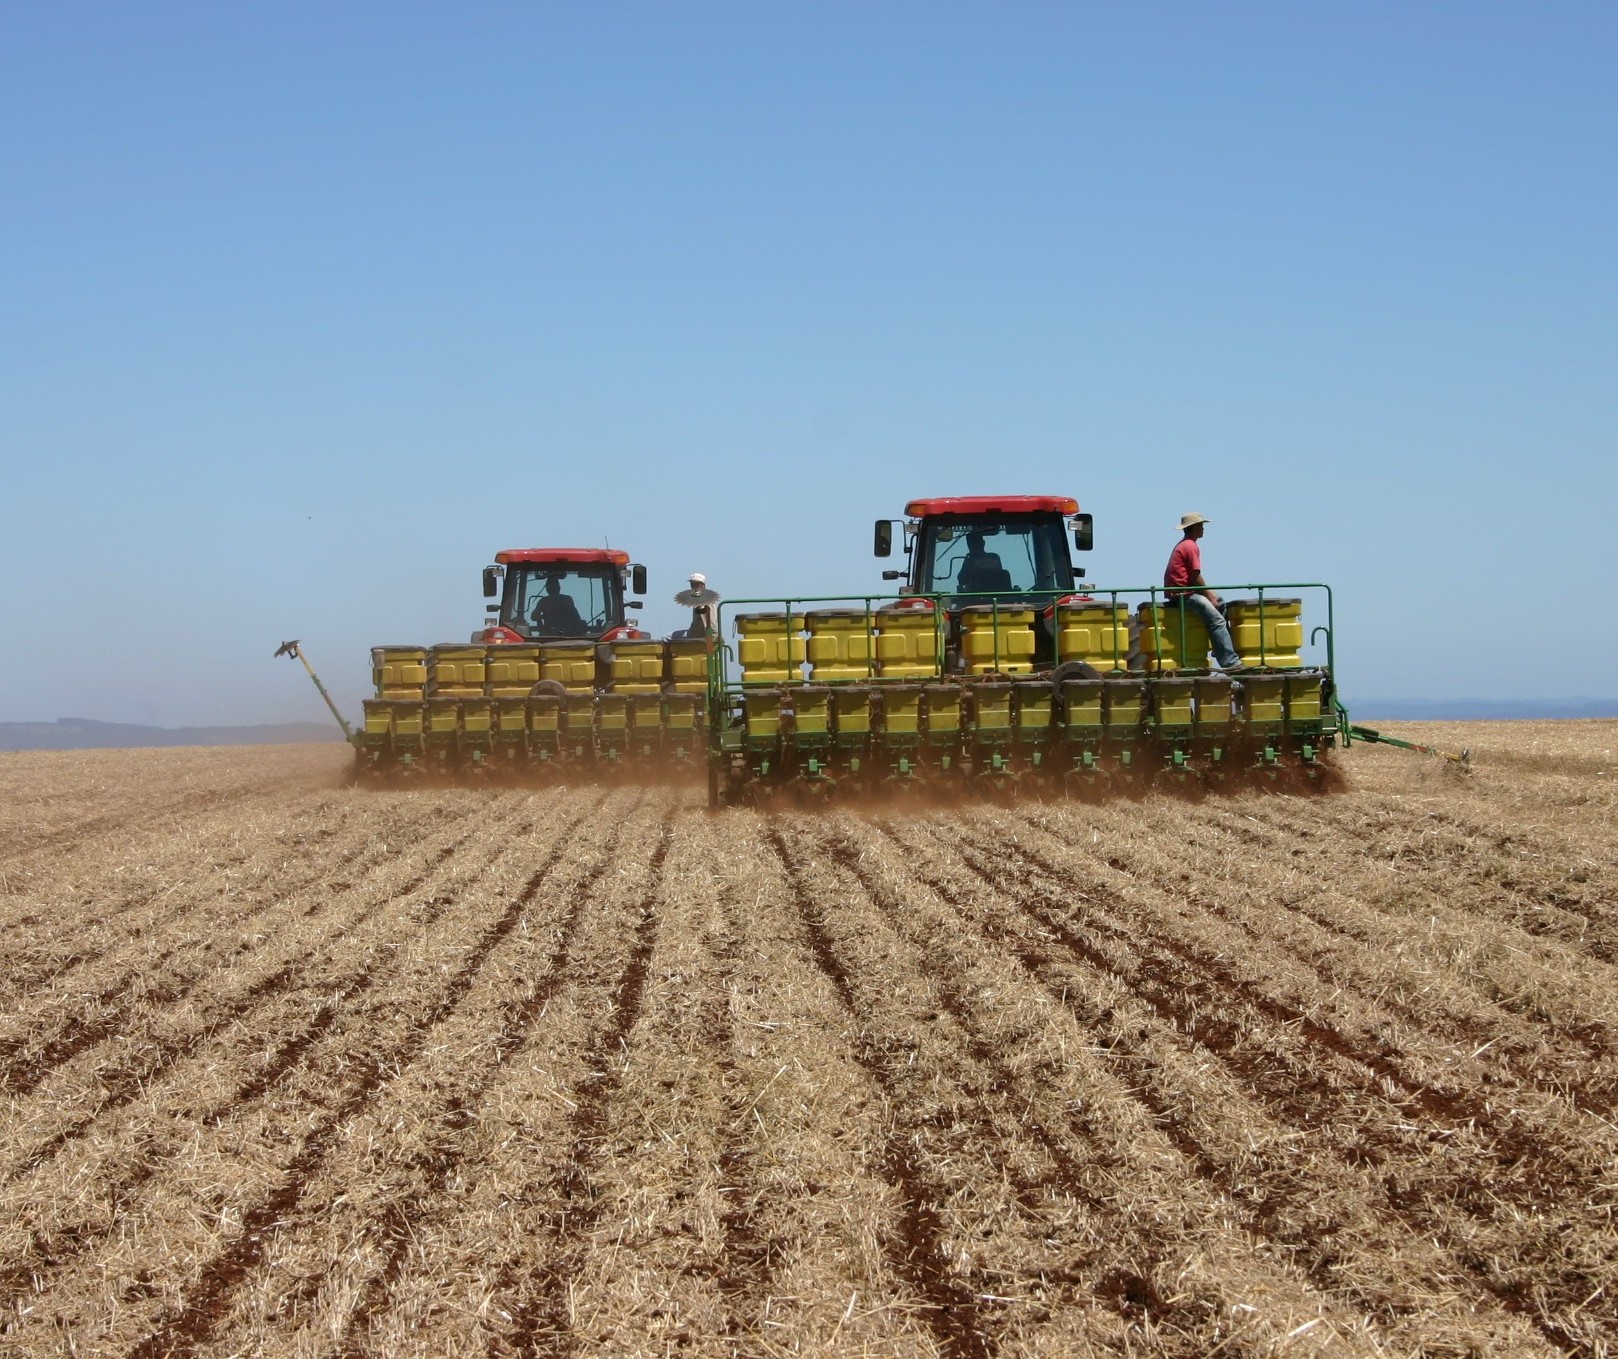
[[674, 572, 721, 639], [1164, 513, 1245, 672]]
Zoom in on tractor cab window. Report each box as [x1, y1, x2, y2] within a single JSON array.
[[508, 566, 619, 638], [918, 516, 1075, 598]]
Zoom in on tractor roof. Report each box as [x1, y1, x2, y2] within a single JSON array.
[[494, 548, 631, 566], [905, 495, 1079, 518]]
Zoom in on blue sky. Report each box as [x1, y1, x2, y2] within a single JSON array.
[[3, 2, 1613, 727]]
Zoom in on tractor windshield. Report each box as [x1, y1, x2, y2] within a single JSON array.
[[915, 513, 1075, 598], [504, 565, 622, 639]]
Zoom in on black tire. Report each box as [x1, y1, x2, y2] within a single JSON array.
[[529, 680, 568, 698], [1050, 660, 1101, 686]]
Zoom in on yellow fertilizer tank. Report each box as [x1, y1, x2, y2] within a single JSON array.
[[1134, 601, 1211, 671], [959, 605, 1036, 674], [1055, 599, 1130, 671], [805, 609, 876, 682], [875, 604, 940, 678], [736, 612, 806, 686], [1227, 597, 1304, 668]]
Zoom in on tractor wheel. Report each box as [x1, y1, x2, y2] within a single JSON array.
[[1050, 659, 1102, 686]]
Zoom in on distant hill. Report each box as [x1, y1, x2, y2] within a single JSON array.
[[0, 718, 345, 752], [1349, 698, 1618, 721]]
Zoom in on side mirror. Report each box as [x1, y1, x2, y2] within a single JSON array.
[[1072, 514, 1094, 552], [482, 566, 501, 598], [631, 563, 647, 595], [874, 520, 893, 557]]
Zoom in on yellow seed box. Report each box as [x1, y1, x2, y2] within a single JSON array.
[[372, 646, 428, 699], [1227, 598, 1304, 668], [959, 607, 1035, 675], [875, 607, 940, 678], [1055, 601, 1130, 671]]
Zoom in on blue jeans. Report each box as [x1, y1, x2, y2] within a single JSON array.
[[1179, 594, 1242, 669]]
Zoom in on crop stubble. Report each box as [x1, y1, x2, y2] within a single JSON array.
[[1, 725, 1615, 1356]]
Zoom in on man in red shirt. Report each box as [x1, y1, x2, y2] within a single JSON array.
[[1164, 512, 1244, 671]]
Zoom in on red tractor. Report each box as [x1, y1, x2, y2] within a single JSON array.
[[874, 495, 1094, 669], [475, 548, 649, 644]]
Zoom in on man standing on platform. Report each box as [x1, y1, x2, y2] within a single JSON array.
[[1164, 513, 1245, 672], [674, 572, 721, 639]]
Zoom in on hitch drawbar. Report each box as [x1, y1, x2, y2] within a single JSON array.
[[1348, 723, 1470, 768]]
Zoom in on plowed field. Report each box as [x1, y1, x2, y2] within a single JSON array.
[[3, 725, 1616, 1357]]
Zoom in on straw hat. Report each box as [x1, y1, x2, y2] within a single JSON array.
[[675, 572, 720, 607], [1179, 512, 1209, 530]]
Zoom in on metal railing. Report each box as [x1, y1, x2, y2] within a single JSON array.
[[706, 581, 1336, 701]]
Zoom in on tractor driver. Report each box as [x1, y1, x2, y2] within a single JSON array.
[[956, 531, 1010, 595], [530, 575, 587, 636]]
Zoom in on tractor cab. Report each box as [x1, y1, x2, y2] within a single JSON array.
[[875, 495, 1094, 666], [478, 548, 649, 643], [876, 496, 1093, 601]]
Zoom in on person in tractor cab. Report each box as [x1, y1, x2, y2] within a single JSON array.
[[1164, 513, 1245, 672], [956, 531, 1012, 595], [530, 575, 586, 636]]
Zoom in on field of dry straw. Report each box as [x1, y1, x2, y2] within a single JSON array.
[[2, 722, 1615, 1357]]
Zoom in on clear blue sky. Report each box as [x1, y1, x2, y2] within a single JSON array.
[[3, 2, 1613, 727]]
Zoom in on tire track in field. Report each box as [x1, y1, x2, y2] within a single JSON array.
[[335, 801, 663, 1356], [0, 796, 432, 1013], [1191, 801, 1618, 1065], [886, 821, 1237, 1185], [0, 827, 411, 1096], [705, 881, 778, 1329], [919, 823, 1597, 1354], [807, 822, 1112, 1219], [820, 815, 1537, 1353], [0, 775, 336, 865], [0, 801, 494, 1107], [1245, 796, 1618, 956], [998, 823, 1618, 1209], [806, 819, 1261, 1335], [870, 817, 1573, 1354], [1205, 797, 1618, 970], [0, 814, 514, 1189], [763, 822, 995, 1359], [0, 797, 451, 975], [0, 804, 598, 1311], [121, 797, 624, 1359], [1020, 804, 1618, 1111], [495, 812, 672, 1357], [0, 838, 257, 950]]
